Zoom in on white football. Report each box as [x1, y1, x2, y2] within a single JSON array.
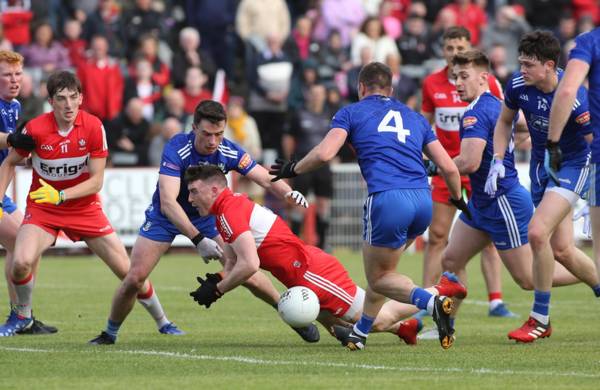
[[278, 286, 320, 327]]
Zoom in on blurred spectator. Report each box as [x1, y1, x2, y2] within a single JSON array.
[[1, 0, 34, 46], [288, 58, 320, 110], [481, 5, 530, 72], [171, 27, 216, 89], [247, 32, 293, 157], [17, 70, 45, 124], [429, 7, 456, 60], [351, 16, 399, 65], [284, 84, 332, 249], [148, 116, 181, 166], [292, 16, 313, 61], [325, 85, 343, 115], [122, 0, 163, 57], [106, 97, 150, 166], [20, 22, 71, 73], [236, 0, 291, 52], [311, 0, 367, 48], [424, 0, 452, 24], [347, 45, 374, 102], [77, 35, 124, 122], [179, 66, 212, 115], [576, 14, 596, 34], [380, 0, 412, 27], [224, 96, 264, 201], [62, 19, 87, 68], [82, 0, 126, 58], [0, 23, 14, 51], [489, 43, 511, 86], [156, 88, 192, 130], [572, 0, 600, 25], [525, 0, 570, 30], [314, 29, 352, 83], [440, 0, 487, 46], [386, 53, 418, 109], [555, 12, 577, 66], [185, 0, 238, 77], [124, 57, 161, 122], [397, 12, 431, 67], [129, 33, 170, 88], [363, 0, 384, 16]]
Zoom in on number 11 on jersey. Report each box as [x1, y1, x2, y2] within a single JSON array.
[[377, 110, 411, 143]]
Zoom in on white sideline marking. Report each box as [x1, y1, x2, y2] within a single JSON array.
[[1, 346, 599, 379]]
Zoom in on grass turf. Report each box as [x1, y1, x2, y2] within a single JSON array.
[[1, 248, 599, 389]]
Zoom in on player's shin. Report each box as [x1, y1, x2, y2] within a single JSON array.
[[136, 281, 170, 328], [12, 273, 33, 318]]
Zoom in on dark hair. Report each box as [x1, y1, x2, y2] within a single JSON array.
[[360, 16, 384, 36], [46, 71, 82, 98], [452, 50, 490, 70], [358, 62, 392, 91], [518, 30, 560, 67], [443, 26, 471, 42], [193, 100, 227, 125], [184, 164, 228, 187]]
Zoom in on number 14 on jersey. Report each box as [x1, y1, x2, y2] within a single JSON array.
[[377, 110, 411, 143]]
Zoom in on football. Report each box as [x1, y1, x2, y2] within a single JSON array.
[[277, 286, 320, 327]]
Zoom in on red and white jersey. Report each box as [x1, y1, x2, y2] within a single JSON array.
[[16, 110, 108, 210], [421, 66, 503, 157]]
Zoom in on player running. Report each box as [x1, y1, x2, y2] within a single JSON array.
[[421, 27, 514, 320], [184, 164, 468, 346], [490, 31, 600, 343], [270, 62, 466, 350], [0, 70, 174, 337], [90, 100, 312, 345]]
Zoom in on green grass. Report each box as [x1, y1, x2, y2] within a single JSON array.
[[1, 249, 599, 389]]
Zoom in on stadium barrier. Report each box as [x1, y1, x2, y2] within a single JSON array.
[[7, 164, 589, 249]]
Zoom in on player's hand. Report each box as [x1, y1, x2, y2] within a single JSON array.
[[6, 131, 35, 151], [544, 140, 562, 186], [29, 179, 65, 205], [205, 272, 224, 284], [423, 159, 438, 176], [484, 158, 505, 197], [285, 190, 308, 208], [269, 158, 298, 182], [194, 236, 224, 263], [449, 196, 472, 220], [189, 274, 223, 308], [573, 204, 591, 238]]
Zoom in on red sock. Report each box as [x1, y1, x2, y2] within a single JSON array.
[[488, 292, 502, 302]]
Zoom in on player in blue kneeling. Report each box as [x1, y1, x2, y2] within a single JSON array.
[[270, 62, 466, 350]]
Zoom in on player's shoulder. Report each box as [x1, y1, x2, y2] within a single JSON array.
[[27, 112, 55, 134], [507, 71, 526, 90], [574, 27, 600, 45], [77, 110, 103, 130], [465, 93, 499, 120], [423, 67, 447, 86], [217, 138, 244, 159], [166, 132, 193, 149]]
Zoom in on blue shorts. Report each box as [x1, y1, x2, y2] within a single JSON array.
[[1, 195, 17, 214], [138, 205, 219, 242], [363, 188, 432, 249], [460, 185, 533, 250], [589, 163, 600, 207], [529, 160, 590, 207]]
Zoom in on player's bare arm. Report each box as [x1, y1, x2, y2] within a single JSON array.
[[293, 128, 347, 175], [453, 138, 487, 174], [423, 140, 462, 200], [159, 174, 200, 240], [548, 59, 590, 143], [493, 103, 517, 159], [62, 157, 105, 200], [246, 164, 308, 208], [0, 148, 26, 199], [216, 231, 260, 294]]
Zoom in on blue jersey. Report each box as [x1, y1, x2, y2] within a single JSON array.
[[0, 98, 20, 164], [331, 95, 437, 194], [504, 70, 592, 165], [570, 27, 600, 163], [150, 133, 257, 219], [459, 92, 519, 208]]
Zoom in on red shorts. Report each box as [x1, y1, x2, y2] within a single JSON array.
[[297, 246, 358, 318], [23, 202, 114, 242], [431, 175, 472, 204]]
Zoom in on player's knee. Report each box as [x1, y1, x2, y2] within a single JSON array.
[[123, 270, 147, 292], [513, 274, 534, 290], [427, 226, 448, 246], [441, 252, 460, 273], [527, 222, 547, 249], [552, 245, 573, 265]]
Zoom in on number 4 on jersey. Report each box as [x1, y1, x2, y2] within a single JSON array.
[[377, 110, 410, 143]]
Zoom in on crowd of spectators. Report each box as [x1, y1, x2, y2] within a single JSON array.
[[1, 0, 599, 171]]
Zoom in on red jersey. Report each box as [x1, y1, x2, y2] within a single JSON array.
[[17, 110, 108, 211], [421, 66, 503, 158]]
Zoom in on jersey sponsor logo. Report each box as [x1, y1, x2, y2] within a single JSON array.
[[434, 107, 465, 131], [519, 94, 529, 101], [434, 92, 447, 99], [575, 111, 591, 125], [529, 114, 549, 133], [238, 153, 252, 170], [462, 116, 477, 128], [33, 155, 89, 180]]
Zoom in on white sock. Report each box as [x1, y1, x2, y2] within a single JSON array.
[[137, 283, 170, 328], [13, 274, 34, 318], [530, 311, 549, 325], [426, 296, 435, 315], [489, 299, 503, 311]]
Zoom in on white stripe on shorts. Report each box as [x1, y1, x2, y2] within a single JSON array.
[[498, 195, 521, 248], [365, 195, 373, 244], [304, 271, 354, 305], [591, 164, 597, 207]]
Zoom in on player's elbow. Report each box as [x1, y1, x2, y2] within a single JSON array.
[[460, 160, 479, 175], [315, 145, 336, 163], [438, 161, 460, 179], [556, 84, 578, 101]]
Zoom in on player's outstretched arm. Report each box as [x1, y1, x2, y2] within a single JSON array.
[[158, 174, 203, 239], [424, 140, 462, 200], [0, 150, 25, 216], [293, 128, 347, 175], [216, 231, 260, 294], [548, 59, 589, 143], [246, 164, 308, 208], [492, 103, 517, 160], [58, 156, 106, 202], [453, 138, 487, 175]]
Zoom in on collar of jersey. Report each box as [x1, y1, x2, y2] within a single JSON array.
[[210, 187, 233, 215]]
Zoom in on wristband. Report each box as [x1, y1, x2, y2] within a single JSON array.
[[191, 233, 205, 246], [58, 190, 66, 205], [0, 201, 3, 209]]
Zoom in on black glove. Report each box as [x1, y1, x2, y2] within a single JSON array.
[[449, 197, 472, 220], [205, 272, 223, 284], [189, 274, 223, 308], [546, 140, 562, 172], [269, 158, 298, 182], [423, 159, 438, 176], [7, 132, 35, 151]]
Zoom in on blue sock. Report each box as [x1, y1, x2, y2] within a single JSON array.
[[353, 314, 375, 337], [105, 319, 121, 339], [592, 284, 600, 298], [532, 290, 551, 317], [410, 287, 434, 311]]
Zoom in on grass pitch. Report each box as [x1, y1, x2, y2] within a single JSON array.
[[1, 248, 599, 389]]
